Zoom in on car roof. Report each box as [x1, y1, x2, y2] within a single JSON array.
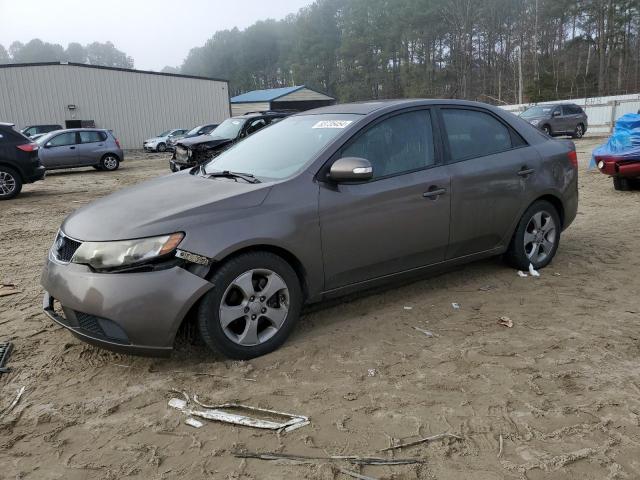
[[300, 99, 506, 115], [0, 122, 16, 128]]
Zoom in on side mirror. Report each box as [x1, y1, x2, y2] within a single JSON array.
[[44, 142, 52, 148], [553, 110, 561, 117], [329, 157, 373, 182]]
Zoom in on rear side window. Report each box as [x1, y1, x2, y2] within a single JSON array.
[[441, 109, 522, 162], [80, 131, 106, 143], [563, 105, 582, 115], [340, 109, 435, 179], [48, 132, 77, 147]]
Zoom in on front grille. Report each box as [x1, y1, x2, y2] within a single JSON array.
[[54, 232, 82, 262], [76, 312, 106, 337]]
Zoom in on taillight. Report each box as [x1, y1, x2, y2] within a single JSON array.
[[17, 143, 39, 152], [115, 138, 121, 148], [567, 150, 578, 169]]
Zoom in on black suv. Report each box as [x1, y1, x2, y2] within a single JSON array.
[[0, 122, 45, 200], [170, 111, 291, 171]]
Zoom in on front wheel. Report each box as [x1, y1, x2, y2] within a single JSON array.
[[505, 200, 561, 270], [542, 124, 552, 136], [100, 155, 120, 171], [157, 143, 167, 153], [197, 252, 302, 359], [613, 176, 632, 191], [0, 166, 22, 200]]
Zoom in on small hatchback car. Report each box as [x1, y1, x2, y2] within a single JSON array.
[[42, 100, 578, 359]]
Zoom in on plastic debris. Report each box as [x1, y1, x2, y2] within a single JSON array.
[[413, 326, 434, 337], [168, 395, 309, 431], [367, 368, 377, 377], [517, 271, 528, 277], [185, 417, 204, 428], [528, 263, 540, 277], [1, 386, 26, 419], [451, 302, 460, 309], [498, 316, 514, 328], [403, 306, 413, 310]]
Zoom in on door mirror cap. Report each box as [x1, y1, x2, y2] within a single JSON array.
[[44, 142, 52, 148], [329, 157, 373, 182]]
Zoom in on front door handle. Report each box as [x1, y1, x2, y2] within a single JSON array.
[[517, 168, 534, 177], [423, 187, 447, 199], [69, 146, 76, 150]]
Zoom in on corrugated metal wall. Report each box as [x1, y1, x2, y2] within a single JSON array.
[[0, 64, 230, 148], [231, 102, 270, 116]]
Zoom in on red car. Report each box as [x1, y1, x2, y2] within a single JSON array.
[[595, 154, 640, 191]]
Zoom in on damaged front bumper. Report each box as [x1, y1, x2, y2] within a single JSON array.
[[41, 257, 214, 356]]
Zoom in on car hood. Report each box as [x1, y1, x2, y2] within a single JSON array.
[[178, 135, 233, 149], [62, 171, 271, 242]]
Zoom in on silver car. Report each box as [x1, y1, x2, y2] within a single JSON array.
[[143, 129, 188, 152], [37, 129, 124, 171]]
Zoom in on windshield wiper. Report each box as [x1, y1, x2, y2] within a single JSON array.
[[205, 170, 261, 184]]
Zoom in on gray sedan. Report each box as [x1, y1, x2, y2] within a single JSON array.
[[37, 129, 124, 171], [42, 99, 578, 359]]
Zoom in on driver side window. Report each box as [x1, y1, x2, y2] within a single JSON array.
[[48, 132, 77, 147], [339, 110, 435, 179]]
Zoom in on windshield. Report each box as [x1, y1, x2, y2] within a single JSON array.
[[158, 130, 171, 137], [210, 118, 245, 139], [204, 114, 359, 180], [187, 125, 205, 135], [520, 106, 554, 118]]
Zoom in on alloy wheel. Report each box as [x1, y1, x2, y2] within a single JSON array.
[[219, 268, 290, 346], [575, 125, 583, 138], [0, 171, 17, 196], [103, 156, 118, 170], [524, 211, 556, 264]]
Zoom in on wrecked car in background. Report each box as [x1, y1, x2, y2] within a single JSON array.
[[593, 113, 640, 191], [169, 111, 290, 172]]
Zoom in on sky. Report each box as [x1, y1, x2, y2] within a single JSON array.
[[0, 0, 314, 70]]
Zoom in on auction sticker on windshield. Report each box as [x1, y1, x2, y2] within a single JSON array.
[[312, 120, 353, 129]]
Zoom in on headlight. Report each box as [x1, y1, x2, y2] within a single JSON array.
[[529, 119, 540, 125], [597, 161, 604, 170], [71, 233, 184, 270]]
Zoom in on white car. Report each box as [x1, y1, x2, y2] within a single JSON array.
[[143, 129, 188, 152]]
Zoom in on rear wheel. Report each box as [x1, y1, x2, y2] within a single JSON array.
[[100, 155, 119, 171], [0, 166, 22, 200], [197, 251, 303, 359], [613, 176, 632, 191], [572, 123, 584, 139], [505, 200, 561, 270]]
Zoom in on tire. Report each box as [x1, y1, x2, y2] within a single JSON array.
[[157, 143, 167, 153], [169, 162, 178, 173], [572, 123, 584, 139], [505, 200, 561, 271], [541, 124, 552, 136], [197, 251, 303, 359], [613, 176, 632, 191], [0, 166, 23, 200], [100, 154, 120, 171]]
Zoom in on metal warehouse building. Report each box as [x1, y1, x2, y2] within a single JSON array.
[[0, 62, 230, 149], [230, 86, 335, 116]]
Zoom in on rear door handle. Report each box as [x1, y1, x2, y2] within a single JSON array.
[[423, 187, 447, 199], [517, 168, 534, 177]]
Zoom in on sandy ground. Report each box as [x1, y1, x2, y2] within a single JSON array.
[[1, 139, 640, 480]]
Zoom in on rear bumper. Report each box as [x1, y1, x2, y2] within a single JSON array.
[[41, 258, 214, 356], [26, 165, 46, 183]]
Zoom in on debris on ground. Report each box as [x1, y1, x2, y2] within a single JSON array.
[[517, 271, 528, 277], [185, 417, 204, 428], [451, 302, 460, 309], [0, 284, 20, 297], [168, 394, 309, 431], [498, 434, 504, 458], [0, 342, 13, 374], [367, 369, 377, 377], [413, 327, 434, 337], [528, 263, 540, 277], [338, 468, 379, 480], [1, 386, 26, 419], [379, 432, 462, 452], [233, 450, 424, 466], [498, 316, 514, 328], [403, 306, 413, 310]]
